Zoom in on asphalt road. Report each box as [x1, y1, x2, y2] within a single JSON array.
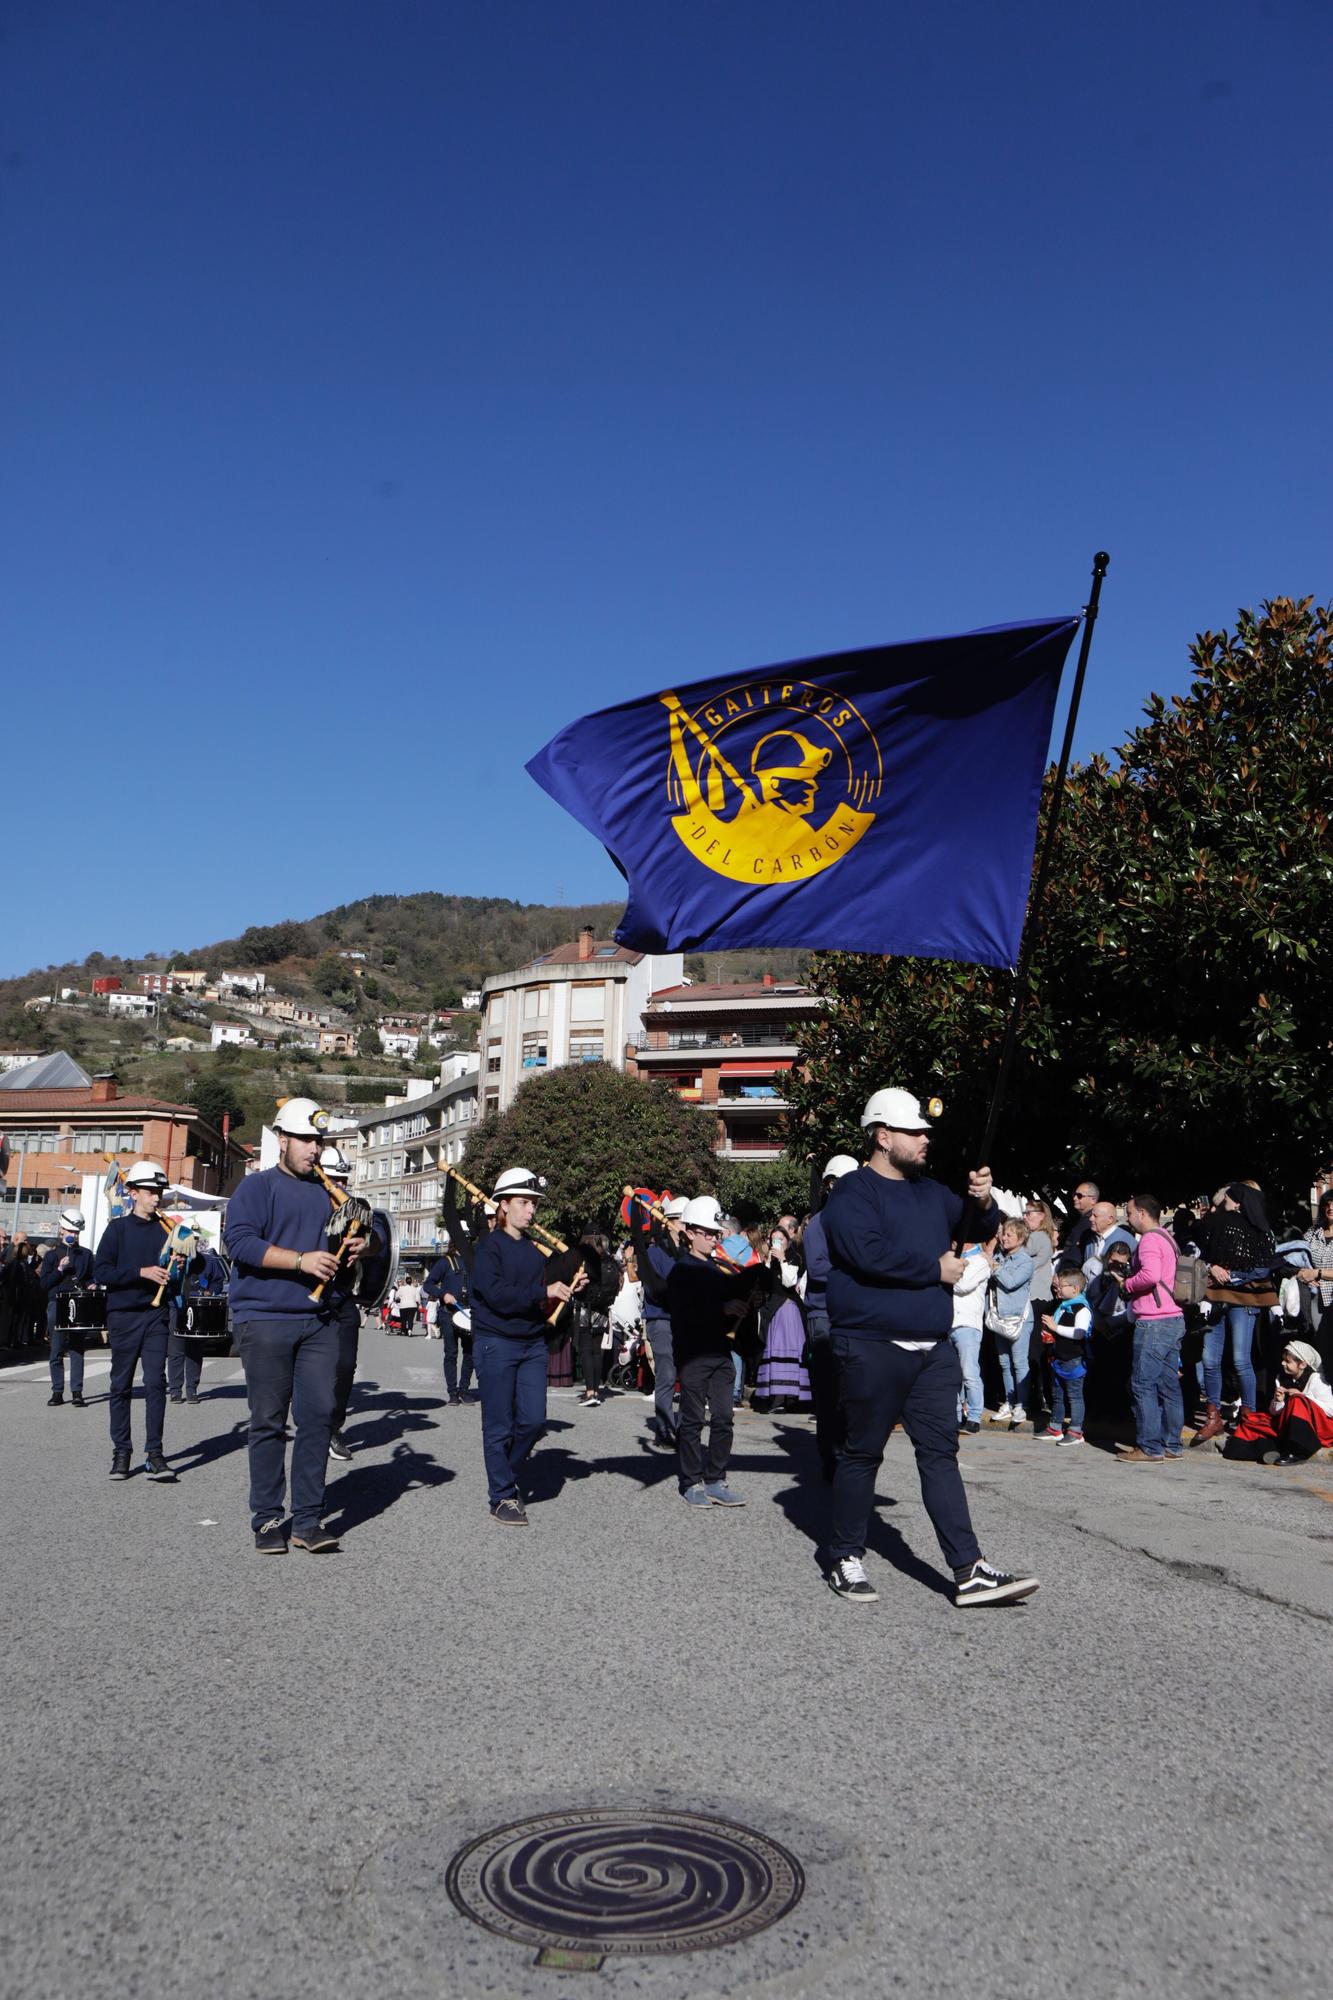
[[4, 1326, 1331, 2000]]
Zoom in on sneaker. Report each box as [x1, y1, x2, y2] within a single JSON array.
[[446, 1396, 464, 1407], [681, 1484, 713, 1507], [992, 1402, 1012, 1424], [143, 1453, 177, 1482], [490, 1497, 528, 1526], [108, 1450, 131, 1480], [702, 1481, 746, 1507], [291, 1528, 341, 1552], [1056, 1430, 1085, 1447], [47, 1392, 63, 1407], [70, 1393, 86, 1407], [826, 1556, 878, 1603], [963, 1420, 981, 1434], [254, 1519, 287, 1554], [954, 1560, 1040, 1608], [327, 1433, 353, 1462], [168, 1394, 184, 1404], [1039, 1426, 1063, 1441], [1008, 1414, 1026, 1431], [1115, 1447, 1164, 1464], [185, 1394, 201, 1405]]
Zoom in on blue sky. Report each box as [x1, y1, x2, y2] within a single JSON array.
[[3, 0, 1329, 977]]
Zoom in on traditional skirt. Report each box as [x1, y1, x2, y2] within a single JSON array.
[[755, 1299, 811, 1405], [546, 1333, 574, 1388], [1230, 1391, 1333, 1452]]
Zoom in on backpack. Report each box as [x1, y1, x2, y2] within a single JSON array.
[[1141, 1228, 1206, 1306]]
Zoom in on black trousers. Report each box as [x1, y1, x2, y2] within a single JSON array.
[[576, 1322, 604, 1394], [804, 1303, 842, 1477], [677, 1352, 734, 1489], [166, 1330, 203, 1399], [443, 1323, 474, 1398], [332, 1297, 360, 1432], [828, 1333, 981, 1571]]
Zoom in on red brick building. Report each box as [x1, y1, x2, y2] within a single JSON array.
[[0, 1075, 247, 1206]]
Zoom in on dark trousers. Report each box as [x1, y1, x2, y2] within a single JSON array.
[[399, 1305, 418, 1335], [646, 1316, 677, 1439], [167, 1330, 203, 1400], [108, 1310, 170, 1455], [805, 1303, 841, 1476], [677, 1352, 734, 1489], [576, 1322, 604, 1395], [443, 1324, 474, 1398], [331, 1298, 360, 1432], [47, 1299, 86, 1396], [235, 1315, 338, 1536], [474, 1330, 547, 1506], [829, 1333, 981, 1571]]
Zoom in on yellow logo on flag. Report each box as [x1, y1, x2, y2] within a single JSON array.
[[662, 679, 883, 884]]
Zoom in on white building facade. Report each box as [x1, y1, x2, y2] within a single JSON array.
[[346, 1053, 482, 1254]]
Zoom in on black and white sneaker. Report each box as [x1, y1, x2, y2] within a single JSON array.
[[143, 1453, 177, 1482], [108, 1450, 131, 1480], [954, 1559, 1039, 1608], [327, 1432, 353, 1462], [826, 1556, 878, 1603]]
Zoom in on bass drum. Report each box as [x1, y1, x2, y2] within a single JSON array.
[[181, 1296, 233, 1354], [354, 1208, 399, 1313]]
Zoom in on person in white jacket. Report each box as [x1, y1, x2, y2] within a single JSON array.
[[951, 1234, 996, 1434]]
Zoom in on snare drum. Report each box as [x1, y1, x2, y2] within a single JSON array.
[[181, 1297, 229, 1340], [59, 1288, 108, 1340]]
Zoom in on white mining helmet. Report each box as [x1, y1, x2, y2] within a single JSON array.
[[860, 1087, 933, 1134], [60, 1207, 86, 1231], [124, 1160, 168, 1189], [319, 1146, 351, 1180], [681, 1195, 724, 1233], [273, 1097, 331, 1137], [821, 1154, 858, 1182], [492, 1167, 546, 1203], [664, 1195, 690, 1221]]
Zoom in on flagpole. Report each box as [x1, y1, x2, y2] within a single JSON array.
[[975, 550, 1110, 1175]]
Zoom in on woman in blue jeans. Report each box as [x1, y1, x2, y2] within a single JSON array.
[[1204, 1184, 1276, 1422]]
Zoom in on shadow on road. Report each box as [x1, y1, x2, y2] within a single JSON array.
[[323, 1441, 455, 1531], [763, 1421, 953, 1597], [168, 1418, 252, 1476]]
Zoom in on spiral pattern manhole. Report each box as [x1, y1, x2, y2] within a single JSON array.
[[445, 1807, 805, 1969]]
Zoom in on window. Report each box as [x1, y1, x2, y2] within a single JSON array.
[[484, 1091, 499, 1114], [521, 1031, 548, 1070], [522, 984, 549, 1022], [392, 1153, 405, 1175], [569, 1034, 603, 1064], [486, 1054, 500, 1074], [569, 981, 605, 1023]]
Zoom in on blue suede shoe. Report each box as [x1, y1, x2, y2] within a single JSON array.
[[702, 1482, 746, 1507], [681, 1484, 713, 1506]]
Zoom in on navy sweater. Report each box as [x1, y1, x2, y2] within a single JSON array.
[[666, 1254, 755, 1362], [470, 1230, 549, 1339], [423, 1254, 470, 1310], [224, 1168, 334, 1320], [93, 1216, 179, 1319], [40, 1241, 96, 1295], [824, 1167, 1000, 1341]]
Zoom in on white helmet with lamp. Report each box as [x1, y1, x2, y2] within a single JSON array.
[[821, 1154, 858, 1181], [124, 1160, 169, 1189], [681, 1195, 724, 1233], [492, 1167, 546, 1203], [273, 1097, 331, 1137], [318, 1145, 351, 1180], [860, 1087, 933, 1134], [60, 1207, 86, 1231]]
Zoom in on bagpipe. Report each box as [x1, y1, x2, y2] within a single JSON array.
[[621, 1186, 750, 1275]]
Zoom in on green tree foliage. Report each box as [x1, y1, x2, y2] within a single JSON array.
[[463, 1063, 719, 1236], [787, 598, 1333, 1207], [186, 1069, 248, 1135], [310, 954, 346, 997], [715, 1156, 814, 1225]]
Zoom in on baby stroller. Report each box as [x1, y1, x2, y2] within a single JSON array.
[[604, 1321, 648, 1394]]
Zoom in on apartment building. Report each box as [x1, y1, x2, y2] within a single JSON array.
[[346, 1054, 481, 1254], [479, 928, 683, 1116], [625, 979, 824, 1161]]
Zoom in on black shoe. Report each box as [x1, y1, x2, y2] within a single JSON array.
[[291, 1528, 341, 1553], [963, 1420, 981, 1434], [185, 1394, 201, 1405], [446, 1396, 464, 1407], [168, 1394, 184, 1404], [954, 1560, 1039, 1608], [109, 1451, 131, 1480], [71, 1392, 86, 1407], [826, 1556, 878, 1602], [327, 1432, 353, 1462], [47, 1392, 63, 1407], [143, 1453, 177, 1482], [254, 1519, 287, 1555], [490, 1497, 529, 1526]]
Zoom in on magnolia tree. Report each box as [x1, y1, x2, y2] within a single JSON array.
[[787, 597, 1333, 1210]]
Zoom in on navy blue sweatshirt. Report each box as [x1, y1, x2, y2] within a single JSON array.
[[801, 1211, 831, 1302], [824, 1167, 1000, 1341], [470, 1230, 548, 1339], [423, 1253, 470, 1311], [40, 1241, 95, 1296], [93, 1216, 180, 1321], [224, 1168, 334, 1320], [666, 1254, 755, 1362]]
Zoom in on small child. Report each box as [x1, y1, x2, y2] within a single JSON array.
[[1039, 1263, 1092, 1445]]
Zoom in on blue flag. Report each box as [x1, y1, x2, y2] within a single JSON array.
[[527, 617, 1079, 970]]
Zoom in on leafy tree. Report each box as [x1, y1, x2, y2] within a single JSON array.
[[463, 1062, 719, 1236], [715, 1155, 816, 1225], [787, 597, 1333, 1208], [357, 1023, 381, 1062], [311, 954, 346, 998], [187, 1069, 247, 1135]]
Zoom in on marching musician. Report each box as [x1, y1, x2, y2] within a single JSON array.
[[93, 1164, 202, 1482], [422, 1228, 473, 1406], [40, 1206, 95, 1409], [223, 1098, 364, 1555], [318, 1144, 375, 1463], [629, 1193, 689, 1448], [470, 1168, 585, 1526], [668, 1195, 756, 1508], [166, 1244, 229, 1405]]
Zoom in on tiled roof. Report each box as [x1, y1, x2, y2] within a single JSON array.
[[0, 1090, 200, 1115], [530, 940, 643, 966], [648, 982, 812, 1002]]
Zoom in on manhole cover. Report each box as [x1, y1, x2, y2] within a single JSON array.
[[445, 1807, 805, 1969]]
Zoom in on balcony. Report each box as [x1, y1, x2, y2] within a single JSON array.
[[633, 1032, 798, 1054]]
